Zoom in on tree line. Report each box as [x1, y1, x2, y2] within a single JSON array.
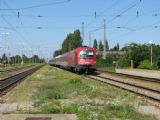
[[0, 53, 44, 65], [93, 39, 121, 51], [120, 43, 160, 69], [93, 39, 110, 51], [97, 43, 160, 70]]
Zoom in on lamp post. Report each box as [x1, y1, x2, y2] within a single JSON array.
[[149, 41, 153, 65], [1, 32, 9, 67]]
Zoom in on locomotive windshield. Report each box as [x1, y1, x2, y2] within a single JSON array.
[[80, 50, 94, 59]]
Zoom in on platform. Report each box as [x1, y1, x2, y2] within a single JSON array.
[[116, 69, 160, 80]]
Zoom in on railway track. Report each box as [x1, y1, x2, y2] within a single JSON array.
[[87, 74, 160, 104], [0, 65, 44, 95], [97, 70, 160, 83]]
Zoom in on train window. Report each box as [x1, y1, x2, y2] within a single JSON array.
[[80, 50, 94, 59]]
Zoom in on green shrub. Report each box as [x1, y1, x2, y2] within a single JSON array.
[[117, 57, 130, 68], [138, 60, 158, 70], [42, 102, 61, 113], [38, 81, 67, 100], [96, 56, 114, 68], [62, 104, 78, 113], [157, 58, 160, 69]]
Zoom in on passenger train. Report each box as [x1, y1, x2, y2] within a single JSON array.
[[49, 46, 96, 74]]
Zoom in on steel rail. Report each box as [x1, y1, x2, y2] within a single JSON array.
[[97, 70, 160, 83], [88, 75, 160, 103], [0, 65, 44, 94]]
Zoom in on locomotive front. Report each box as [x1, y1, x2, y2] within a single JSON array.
[[76, 47, 96, 73]]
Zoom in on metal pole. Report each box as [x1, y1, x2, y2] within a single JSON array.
[[103, 19, 106, 59], [149, 41, 153, 65], [151, 44, 153, 65], [18, 49, 19, 64], [2, 32, 9, 66], [4, 32, 6, 67], [21, 46, 24, 64], [8, 46, 10, 65]]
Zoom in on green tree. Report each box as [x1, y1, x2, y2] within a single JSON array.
[[54, 49, 62, 57], [99, 40, 104, 51], [117, 56, 130, 68], [72, 30, 82, 49], [105, 40, 109, 51], [22, 54, 28, 63], [15, 55, 22, 64], [2, 53, 8, 64], [156, 57, 160, 69], [110, 43, 119, 51], [93, 39, 98, 50], [117, 43, 120, 51], [121, 43, 150, 67], [54, 29, 82, 57], [153, 45, 160, 66]]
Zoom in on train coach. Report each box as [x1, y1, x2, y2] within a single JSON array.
[[49, 46, 96, 74]]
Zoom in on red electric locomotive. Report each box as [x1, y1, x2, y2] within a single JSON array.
[[49, 46, 96, 74]]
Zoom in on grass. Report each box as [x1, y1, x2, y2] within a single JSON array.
[[0, 63, 40, 78], [6, 65, 158, 120]]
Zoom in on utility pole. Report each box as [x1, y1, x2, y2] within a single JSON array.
[[151, 44, 153, 65], [103, 19, 106, 59], [21, 46, 24, 65], [5, 33, 6, 66], [17, 49, 19, 64], [8, 46, 10, 65], [82, 22, 84, 45], [149, 41, 153, 65], [1, 32, 9, 67]]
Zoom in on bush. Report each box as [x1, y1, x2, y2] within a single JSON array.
[[117, 57, 130, 68], [62, 104, 78, 113], [138, 60, 158, 70], [157, 58, 160, 69], [96, 56, 114, 68]]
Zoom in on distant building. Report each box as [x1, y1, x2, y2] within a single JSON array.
[[97, 51, 126, 58]]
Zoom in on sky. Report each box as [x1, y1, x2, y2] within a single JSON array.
[[0, 0, 160, 59]]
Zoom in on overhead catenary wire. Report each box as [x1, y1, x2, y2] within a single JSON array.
[[88, 26, 104, 34], [1, 0, 160, 57], [84, 0, 119, 44], [1, 13, 160, 18], [1, 2, 27, 54], [97, 0, 119, 18], [85, 0, 141, 41], [0, 0, 71, 11], [20, 0, 70, 10], [86, 0, 119, 28], [106, 0, 141, 24], [110, 19, 160, 40], [2, 0, 41, 57], [1, 0, 72, 58]]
